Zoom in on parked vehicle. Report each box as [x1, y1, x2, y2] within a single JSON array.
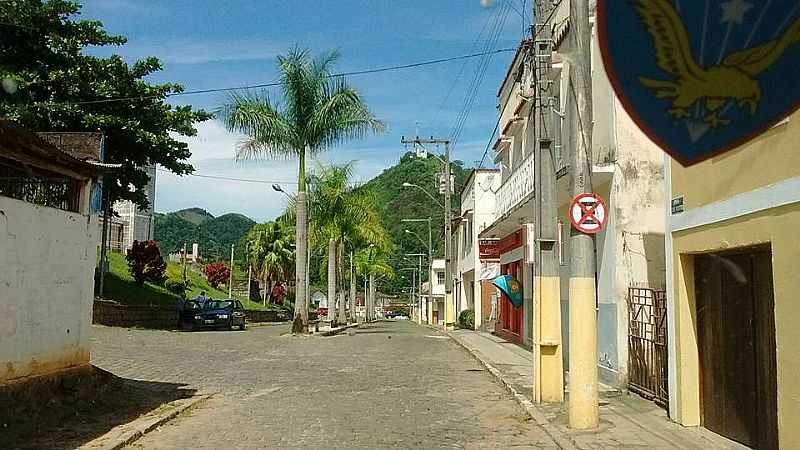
[[179, 299, 246, 331]]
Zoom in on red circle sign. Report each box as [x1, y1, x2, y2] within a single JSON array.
[[569, 193, 608, 234]]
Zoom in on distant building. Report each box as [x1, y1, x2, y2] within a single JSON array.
[[420, 259, 446, 326], [168, 242, 200, 263], [112, 164, 156, 252]]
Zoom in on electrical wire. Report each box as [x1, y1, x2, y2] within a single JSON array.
[[53, 48, 516, 106]]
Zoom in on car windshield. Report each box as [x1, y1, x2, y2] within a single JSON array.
[[206, 300, 233, 310]]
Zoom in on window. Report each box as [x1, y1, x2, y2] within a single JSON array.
[[437, 271, 445, 285]]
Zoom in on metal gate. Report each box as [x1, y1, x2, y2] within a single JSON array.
[[627, 285, 668, 407]]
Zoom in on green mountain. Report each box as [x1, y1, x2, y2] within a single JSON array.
[[173, 207, 214, 225], [154, 210, 256, 262], [358, 151, 469, 294]]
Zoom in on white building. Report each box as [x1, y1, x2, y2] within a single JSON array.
[[112, 164, 156, 251], [420, 259, 446, 326], [0, 122, 102, 384], [453, 169, 501, 330]]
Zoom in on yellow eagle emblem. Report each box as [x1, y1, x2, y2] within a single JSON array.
[[636, 0, 800, 128]]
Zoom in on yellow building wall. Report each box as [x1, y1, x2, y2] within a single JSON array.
[[671, 113, 800, 209], [669, 111, 800, 447]]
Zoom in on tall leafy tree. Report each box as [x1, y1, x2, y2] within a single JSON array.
[[0, 0, 212, 208], [219, 49, 384, 333]]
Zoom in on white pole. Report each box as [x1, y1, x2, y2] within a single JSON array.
[[247, 264, 252, 304], [228, 243, 234, 298]]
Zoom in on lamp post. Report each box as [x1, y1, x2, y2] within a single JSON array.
[[402, 182, 444, 208]]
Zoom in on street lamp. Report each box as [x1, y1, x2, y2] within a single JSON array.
[[404, 229, 430, 251], [401, 182, 444, 208]]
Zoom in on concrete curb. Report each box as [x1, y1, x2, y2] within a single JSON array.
[[79, 392, 214, 450], [319, 323, 360, 336], [246, 321, 290, 328], [445, 332, 578, 450]]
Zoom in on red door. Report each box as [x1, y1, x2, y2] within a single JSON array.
[[498, 260, 524, 344]]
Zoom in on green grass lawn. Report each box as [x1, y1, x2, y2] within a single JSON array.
[[100, 252, 270, 310]]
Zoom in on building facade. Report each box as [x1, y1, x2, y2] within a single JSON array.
[[480, 3, 666, 390], [453, 169, 501, 330], [666, 113, 800, 448]]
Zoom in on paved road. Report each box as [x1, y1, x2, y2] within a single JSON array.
[[91, 321, 555, 449]]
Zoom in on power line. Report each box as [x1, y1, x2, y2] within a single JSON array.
[[64, 48, 516, 106], [477, 0, 563, 169], [477, 115, 501, 168]]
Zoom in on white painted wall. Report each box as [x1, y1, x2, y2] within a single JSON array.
[[0, 196, 97, 383]]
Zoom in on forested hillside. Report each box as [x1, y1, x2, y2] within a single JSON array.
[[154, 209, 255, 262], [358, 151, 469, 294]]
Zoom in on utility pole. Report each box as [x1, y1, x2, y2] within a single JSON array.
[[567, 0, 598, 429], [531, 1, 564, 404], [228, 243, 235, 298], [400, 137, 453, 330]]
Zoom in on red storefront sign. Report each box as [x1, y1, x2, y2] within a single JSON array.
[[498, 229, 524, 254], [479, 239, 500, 260]]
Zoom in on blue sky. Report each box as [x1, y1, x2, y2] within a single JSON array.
[[81, 0, 528, 221]]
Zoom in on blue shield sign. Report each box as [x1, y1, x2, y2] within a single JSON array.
[[597, 0, 800, 165]]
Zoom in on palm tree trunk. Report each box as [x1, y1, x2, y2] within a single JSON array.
[[349, 251, 356, 324], [263, 271, 270, 306], [337, 244, 347, 325], [293, 151, 308, 334], [327, 238, 336, 325], [368, 273, 376, 322]]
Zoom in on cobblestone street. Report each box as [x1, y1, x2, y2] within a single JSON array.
[[90, 321, 556, 449]]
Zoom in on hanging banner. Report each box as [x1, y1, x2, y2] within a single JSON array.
[[492, 275, 524, 309], [597, 0, 800, 165]]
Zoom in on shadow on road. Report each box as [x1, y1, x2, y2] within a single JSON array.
[[0, 365, 196, 450]]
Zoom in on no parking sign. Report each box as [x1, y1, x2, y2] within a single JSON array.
[[569, 193, 608, 235]]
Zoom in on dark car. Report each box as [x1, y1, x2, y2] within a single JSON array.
[[179, 299, 246, 331]]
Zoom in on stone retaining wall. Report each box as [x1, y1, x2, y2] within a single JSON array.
[[92, 301, 291, 329]]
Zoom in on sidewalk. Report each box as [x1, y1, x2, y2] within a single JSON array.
[[448, 329, 748, 450]]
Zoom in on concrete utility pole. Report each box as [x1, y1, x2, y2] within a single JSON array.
[[400, 137, 454, 330], [531, 1, 564, 404], [566, 0, 598, 429], [228, 243, 234, 298]]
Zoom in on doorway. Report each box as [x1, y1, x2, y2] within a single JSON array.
[[695, 246, 777, 449]]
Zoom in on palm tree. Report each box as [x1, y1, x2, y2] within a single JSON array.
[[244, 221, 294, 305], [309, 163, 392, 325], [219, 48, 384, 333], [355, 245, 394, 321]]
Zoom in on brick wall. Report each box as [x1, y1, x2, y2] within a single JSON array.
[[92, 301, 291, 329]]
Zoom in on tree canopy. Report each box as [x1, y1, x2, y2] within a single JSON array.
[[0, 0, 211, 208]]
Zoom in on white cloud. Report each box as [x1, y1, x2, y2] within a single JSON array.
[[157, 121, 404, 222]]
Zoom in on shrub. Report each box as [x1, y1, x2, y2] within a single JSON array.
[[126, 240, 167, 286], [203, 262, 230, 288], [458, 309, 475, 330], [165, 279, 187, 296]]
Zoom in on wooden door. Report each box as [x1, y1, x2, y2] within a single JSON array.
[[695, 247, 777, 449]]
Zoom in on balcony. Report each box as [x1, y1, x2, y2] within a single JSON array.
[[496, 151, 535, 219]]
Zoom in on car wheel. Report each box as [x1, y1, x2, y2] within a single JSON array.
[[239, 322, 246, 331]]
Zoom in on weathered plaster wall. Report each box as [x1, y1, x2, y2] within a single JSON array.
[[608, 99, 667, 386], [0, 197, 97, 384]]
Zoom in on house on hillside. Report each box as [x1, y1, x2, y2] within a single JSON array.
[[0, 121, 106, 384]]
